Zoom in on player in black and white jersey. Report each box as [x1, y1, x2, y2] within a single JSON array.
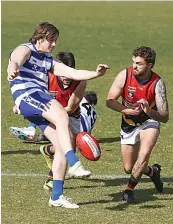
[[80, 91, 97, 133]]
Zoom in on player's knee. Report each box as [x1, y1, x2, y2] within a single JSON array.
[[54, 109, 69, 126]]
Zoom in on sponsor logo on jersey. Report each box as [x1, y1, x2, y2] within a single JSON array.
[[128, 86, 136, 92]]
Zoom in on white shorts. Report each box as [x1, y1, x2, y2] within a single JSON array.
[[69, 116, 80, 134], [120, 119, 160, 145]]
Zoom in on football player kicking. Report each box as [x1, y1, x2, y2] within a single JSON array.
[[8, 22, 109, 209], [10, 51, 98, 189]]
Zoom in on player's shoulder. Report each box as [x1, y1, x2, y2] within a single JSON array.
[[115, 68, 127, 80], [112, 68, 127, 88], [155, 77, 166, 91], [13, 43, 31, 52], [10, 43, 31, 59]]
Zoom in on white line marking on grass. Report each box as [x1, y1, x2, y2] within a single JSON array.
[[1, 173, 46, 177], [2, 173, 172, 182], [1, 172, 128, 179]]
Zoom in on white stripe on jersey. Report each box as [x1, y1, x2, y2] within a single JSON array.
[[11, 83, 33, 94], [12, 75, 48, 88], [11, 79, 47, 94]]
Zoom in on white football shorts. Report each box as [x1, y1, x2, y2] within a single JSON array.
[[120, 119, 160, 145]]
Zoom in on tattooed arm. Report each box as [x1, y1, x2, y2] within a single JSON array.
[[152, 79, 169, 122], [138, 79, 169, 123]]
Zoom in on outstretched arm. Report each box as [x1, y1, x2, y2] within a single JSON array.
[[53, 59, 109, 81], [7, 46, 31, 81]]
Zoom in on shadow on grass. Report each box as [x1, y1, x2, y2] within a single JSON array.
[[98, 136, 120, 144], [2, 136, 120, 155], [1, 149, 41, 155], [22, 141, 49, 145], [79, 187, 172, 210], [86, 176, 173, 187], [104, 187, 173, 211]]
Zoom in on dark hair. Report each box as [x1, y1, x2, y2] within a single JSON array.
[[29, 22, 59, 44], [84, 91, 98, 106], [55, 51, 75, 68], [133, 46, 156, 68]]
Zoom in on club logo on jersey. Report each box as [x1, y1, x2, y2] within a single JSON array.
[[32, 64, 38, 71], [128, 91, 134, 98]]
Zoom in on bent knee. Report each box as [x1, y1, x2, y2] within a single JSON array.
[[54, 109, 69, 126]]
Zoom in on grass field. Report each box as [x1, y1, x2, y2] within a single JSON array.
[[1, 1, 173, 224]]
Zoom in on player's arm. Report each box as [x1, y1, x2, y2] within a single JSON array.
[[138, 79, 169, 123], [65, 81, 87, 114], [12, 104, 19, 114], [106, 69, 128, 112], [53, 59, 109, 81], [106, 69, 142, 115], [7, 46, 31, 81]]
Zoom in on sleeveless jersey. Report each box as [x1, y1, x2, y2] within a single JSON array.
[[121, 67, 160, 132], [48, 72, 80, 117], [9, 43, 53, 107], [80, 97, 97, 133]]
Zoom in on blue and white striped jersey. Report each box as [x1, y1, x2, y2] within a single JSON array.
[[80, 98, 97, 133], [8, 43, 53, 108]]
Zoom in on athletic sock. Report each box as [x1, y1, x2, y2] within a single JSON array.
[[41, 135, 49, 141], [52, 180, 64, 200], [48, 170, 53, 179], [127, 175, 138, 190], [144, 166, 153, 177], [65, 150, 79, 167], [44, 144, 54, 156]]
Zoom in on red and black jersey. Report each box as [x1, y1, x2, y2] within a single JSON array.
[[121, 67, 160, 132], [48, 72, 81, 117]]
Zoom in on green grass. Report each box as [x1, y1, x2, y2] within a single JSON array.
[[2, 2, 173, 224]]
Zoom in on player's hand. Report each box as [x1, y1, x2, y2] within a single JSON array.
[[12, 105, 19, 114], [125, 107, 142, 116], [137, 99, 151, 114], [123, 103, 142, 115], [7, 69, 19, 81], [96, 64, 110, 77]]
